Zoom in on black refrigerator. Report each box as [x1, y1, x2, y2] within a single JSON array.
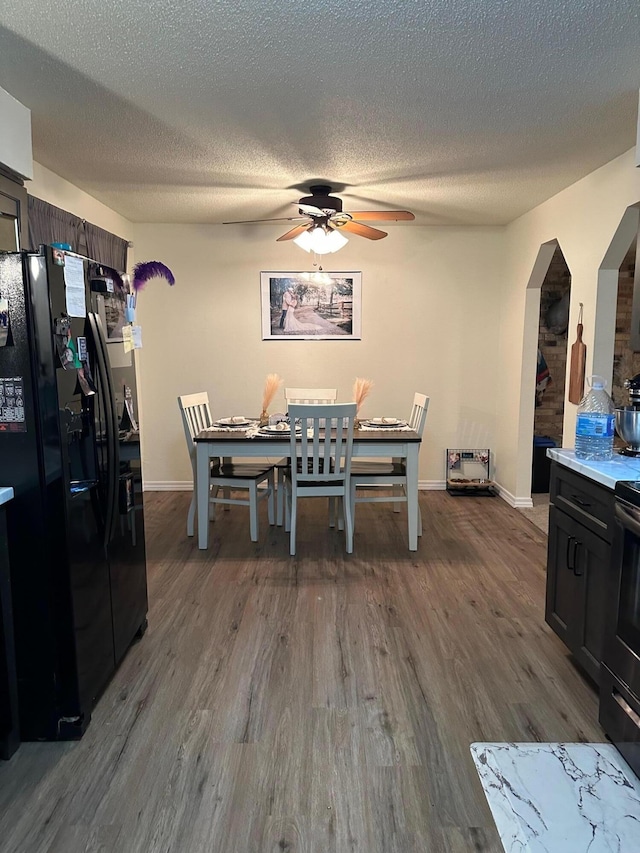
[[0, 246, 147, 741]]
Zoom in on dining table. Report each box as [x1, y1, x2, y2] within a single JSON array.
[[193, 424, 422, 551]]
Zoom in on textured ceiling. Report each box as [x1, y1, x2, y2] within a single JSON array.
[[0, 0, 639, 226]]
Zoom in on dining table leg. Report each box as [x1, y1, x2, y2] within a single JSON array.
[[406, 443, 419, 551], [197, 442, 210, 549]]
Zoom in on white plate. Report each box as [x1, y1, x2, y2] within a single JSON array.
[[214, 417, 252, 427], [259, 424, 301, 434], [361, 419, 406, 428]]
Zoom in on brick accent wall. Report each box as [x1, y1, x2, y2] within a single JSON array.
[[612, 244, 638, 407], [534, 248, 570, 445]]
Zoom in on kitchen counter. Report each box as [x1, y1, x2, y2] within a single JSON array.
[[546, 448, 640, 490], [0, 488, 14, 507]]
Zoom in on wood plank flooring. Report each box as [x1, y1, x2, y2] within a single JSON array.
[[0, 492, 603, 852]]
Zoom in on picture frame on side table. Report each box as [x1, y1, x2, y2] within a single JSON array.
[[261, 271, 362, 340]]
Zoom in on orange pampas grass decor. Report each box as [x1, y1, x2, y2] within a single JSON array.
[[260, 373, 283, 425], [352, 377, 373, 428]]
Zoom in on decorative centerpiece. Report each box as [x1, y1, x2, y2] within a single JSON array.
[[260, 373, 283, 426], [352, 377, 373, 429]]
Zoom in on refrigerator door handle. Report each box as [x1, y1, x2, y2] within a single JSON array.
[[88, 312, 120, 546], [95, 312, 120, 544]]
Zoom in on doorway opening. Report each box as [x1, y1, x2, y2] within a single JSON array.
[[532, 245, 571, 494], [611, 237, 638, 412]]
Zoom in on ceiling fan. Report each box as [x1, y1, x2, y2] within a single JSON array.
[[223, 185, 415, 253]]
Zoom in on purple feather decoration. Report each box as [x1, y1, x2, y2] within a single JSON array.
[[132, 261, 176, 291]]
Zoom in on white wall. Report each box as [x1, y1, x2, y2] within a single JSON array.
[[498, 147, 640, 499], [132, 223, 506, 489]]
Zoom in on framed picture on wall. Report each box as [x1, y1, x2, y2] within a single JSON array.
[[261, 271, 362, 340]]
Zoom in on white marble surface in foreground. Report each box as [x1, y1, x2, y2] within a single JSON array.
[[471, 742, 640, 852]]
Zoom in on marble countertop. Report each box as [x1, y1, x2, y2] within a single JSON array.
[[0, 487, 14, 506], [546, 448, 640, 490], [472, 742, 640, 852]]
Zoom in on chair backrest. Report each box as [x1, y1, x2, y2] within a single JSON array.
[[408, 393, 430, 437], [288, 402, 357, 487], [178, 392, 213, 456], [285, 387, 338, 406]]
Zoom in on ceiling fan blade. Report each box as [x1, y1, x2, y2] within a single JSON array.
[[223, 216, 306, 225], [276, 223, 312, 242], [337, 221, 387, 240], [346, 210, 415, 221], [294, 202, 326, 216]]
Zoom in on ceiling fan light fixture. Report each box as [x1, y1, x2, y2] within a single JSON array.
[[292, 229, 314, 252], [294, 225, 348, 254]]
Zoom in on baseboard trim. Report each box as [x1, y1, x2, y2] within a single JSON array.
[[144, 480, 193, 492], [494, 482, 533, 508], [420, 479, 446, 490], [143, 478, 534, 508]]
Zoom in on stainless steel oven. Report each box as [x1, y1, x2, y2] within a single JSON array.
[[600, 480, 640, 777]]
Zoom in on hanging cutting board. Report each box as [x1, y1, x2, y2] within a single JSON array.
[[568, 305, 586, 404]]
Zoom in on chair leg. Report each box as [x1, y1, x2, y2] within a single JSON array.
[[187, 491, 196, 537], [284, 478, 291, 532], [223, 486, 231, 512], [328, 496, 336, 528], [402, 484, 422, 536], [267, 471, 275, 526], [249, 484, 259, 542], [277, 469, 287, 526], [350, 481, 357, 533], [210, 485, 221, 521], [393, 485, 402, 512], [337, 496, 344, 531], [289, 491, 297, 556], [343, 490, 354, 554], [392, 459, 403, 512]]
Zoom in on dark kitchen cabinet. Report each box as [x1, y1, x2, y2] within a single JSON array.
[[545, 463, 614, 685]]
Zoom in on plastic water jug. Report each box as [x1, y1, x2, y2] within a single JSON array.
[[574, 375, 615, 461]]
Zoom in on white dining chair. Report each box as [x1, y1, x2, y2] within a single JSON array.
[[284, 387, 338, 406], [275, 387, 338, 526], [350, 393, 429, 538], [283, 402, 357, 556], [178, 392, 275, 542]]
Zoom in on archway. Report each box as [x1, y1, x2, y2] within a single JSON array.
[[519, 239, 571, 502], [530, 246, 571, 495], [592, 203, 640, 392]]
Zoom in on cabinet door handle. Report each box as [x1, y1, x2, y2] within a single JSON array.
[[570, 494, 591, 508], [566, 535, 575, 571], [572, 540, 582, 576]]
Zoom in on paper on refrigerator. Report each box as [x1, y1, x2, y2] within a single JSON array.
[[63, 255, 86, 317], [122, 324, 134, 353]]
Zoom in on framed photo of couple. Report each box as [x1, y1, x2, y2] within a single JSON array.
[[260, 271, 362, 340]]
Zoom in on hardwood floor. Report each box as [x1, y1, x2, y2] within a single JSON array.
[[0, 492, 603, 852]]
